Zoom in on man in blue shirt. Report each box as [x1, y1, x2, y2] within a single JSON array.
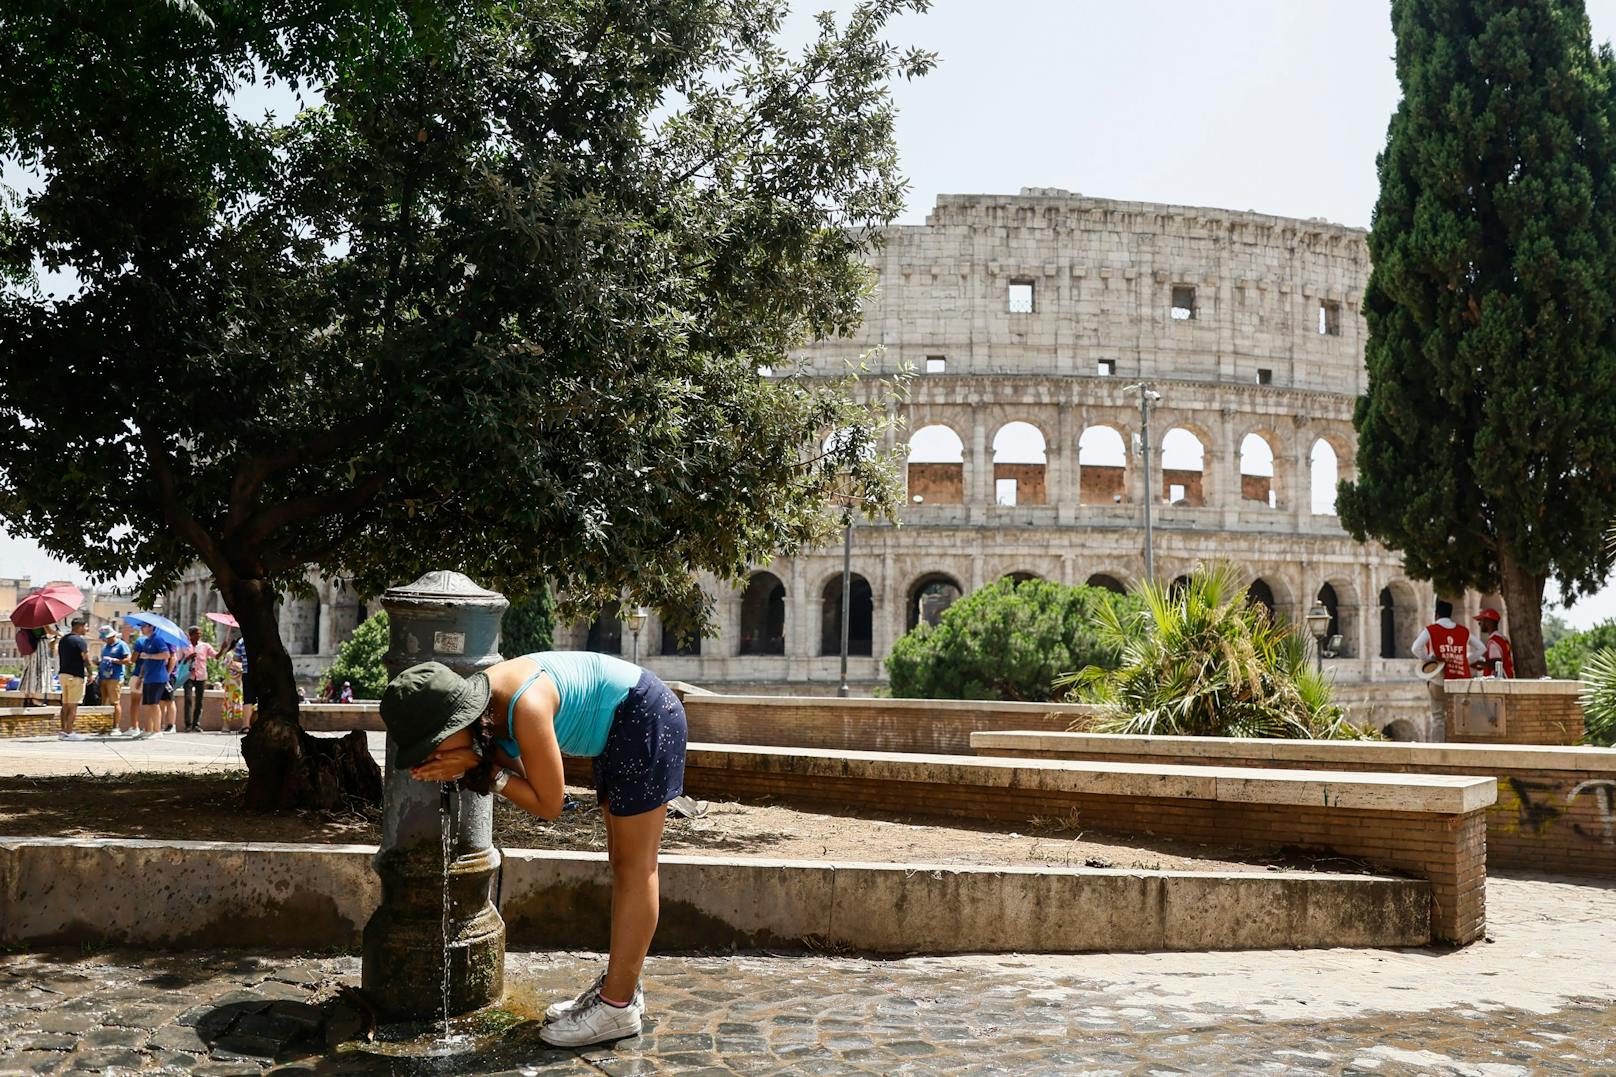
[[96, 626, 131, 737], [132, 623, 176, 739]]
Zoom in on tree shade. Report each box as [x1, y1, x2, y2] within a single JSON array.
[[0, 0, 930, 807]]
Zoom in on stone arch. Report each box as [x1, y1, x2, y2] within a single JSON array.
[[1002, 571, 1042, 585], [1239, 432, 1277, 508], [1078, 424, 1129, 505], [991, 420, 1048, 505], [738, 572, 786, 656], [906, 573, 964, 632], [908, 424, 965, 505], [1309, 436, 1350, 515], [821, 573, 874, 657], [584, 602, 622, 655], [1379, 580, 1420, 659], [1086, 572, 1128, 595], [1246, 578, 1277, 617], [1159, 426, 1207, 506], [658, 596, 703, 657], [1314, 579, 1359, 658]]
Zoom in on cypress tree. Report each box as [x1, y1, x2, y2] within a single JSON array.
[[1339, 0, 1616, 677]]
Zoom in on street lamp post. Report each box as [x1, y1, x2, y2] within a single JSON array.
[[1305, 604, 1332, 674], [1125, 383, 1163, 582], [626, 606, 648, 665], [838, 515, 853, 698]]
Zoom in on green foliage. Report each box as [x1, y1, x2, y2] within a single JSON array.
[[1060, 563, 1369, 740], [324, 611, 389, 701], [0, 0, 933, 712], [1545, 619, 1616, 679], [1337, 0, 1616, 677], [501, 586, 554, 659], [1540, 612, 1574, 652], [1578, 648, 1616, 746], [885, 578, 1141, 701]]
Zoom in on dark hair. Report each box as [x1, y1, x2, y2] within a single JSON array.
[[456, 706, 501, 796], [1434, 599, 1453, 619]]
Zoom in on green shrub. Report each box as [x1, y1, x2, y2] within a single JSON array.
[[1578, 648, 1616, 747], [324, 611, 389, 700], [1545, 619, 1616, 680], [1059, 562, 1369, 740], [501, 585, 554, 658], [885, 578, 1141, 701]]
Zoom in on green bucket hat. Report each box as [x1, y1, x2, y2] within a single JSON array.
[[380, 662, 492, 769]]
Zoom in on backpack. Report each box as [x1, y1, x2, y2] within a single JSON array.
[[15, 629, 36, 657]]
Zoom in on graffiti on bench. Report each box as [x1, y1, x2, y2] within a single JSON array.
[[1567, 780, 1616, 846]]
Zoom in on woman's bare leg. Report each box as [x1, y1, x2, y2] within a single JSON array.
[[600, 802, 665, 1004]]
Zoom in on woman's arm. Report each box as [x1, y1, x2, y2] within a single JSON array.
[[510, 678, 566, 820]]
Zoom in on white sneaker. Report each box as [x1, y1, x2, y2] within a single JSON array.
[[135, 730, 155, 740], [57, 731, 87, 741], [544, 975, 644, 1022], [539, 988, 643, 1047]]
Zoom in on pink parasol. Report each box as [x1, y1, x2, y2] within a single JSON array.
[[205, 611, 240, 629], [8, 585, 84, 629]]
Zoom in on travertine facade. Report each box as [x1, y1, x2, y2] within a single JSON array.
[[559, 190, 1485, 738]]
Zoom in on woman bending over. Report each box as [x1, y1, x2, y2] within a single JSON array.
[[380, 651, 688, 1048]]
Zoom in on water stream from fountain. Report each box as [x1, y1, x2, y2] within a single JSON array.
[[438, 784, 455, 1043]]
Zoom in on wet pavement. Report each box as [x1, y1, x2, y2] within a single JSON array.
[[2, 935, 1613, 1076]]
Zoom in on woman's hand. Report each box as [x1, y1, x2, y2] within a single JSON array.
[[409, 747, 480, 783]]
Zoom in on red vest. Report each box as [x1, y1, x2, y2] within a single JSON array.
[[1427, 623, 1472, 680], [1486, 632, 1515, 679]]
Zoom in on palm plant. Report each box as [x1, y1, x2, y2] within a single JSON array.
[[1057, 562, 1368, 740], [1577, 648, 1616, 747]]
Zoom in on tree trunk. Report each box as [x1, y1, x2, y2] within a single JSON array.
[[227, 576, 383, 810], [1499, 551, 1547, 679]]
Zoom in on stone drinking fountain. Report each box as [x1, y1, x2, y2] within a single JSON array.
[[362, 571, 508, 1022]]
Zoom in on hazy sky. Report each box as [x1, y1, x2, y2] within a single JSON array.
[[8, 0, 1616, 622]]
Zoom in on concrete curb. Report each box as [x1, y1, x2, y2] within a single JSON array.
[[0, 837, 1430, 954]]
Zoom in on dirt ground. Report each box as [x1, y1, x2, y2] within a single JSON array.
[[0, 773, 1382, 875]]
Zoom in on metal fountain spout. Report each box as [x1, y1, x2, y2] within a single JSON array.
[[361, 571, 508, 1020]]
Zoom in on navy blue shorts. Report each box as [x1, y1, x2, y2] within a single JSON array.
[[140, 680, 165, 705], [592, 670, 687, 817]]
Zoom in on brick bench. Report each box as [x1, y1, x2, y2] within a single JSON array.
[[971, 730, 1616, 880], [0, 706, 115, 738], [568, 744, 1496, 945]]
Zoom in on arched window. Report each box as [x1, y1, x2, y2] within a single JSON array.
[[1086, 573, 1126, 595], [1379, 581, 1418, 659], [658, 602, 702, 657], [584, 603, 622, 655], [907, 574, 963, 632], [1247, 578, 1276, 617], [821, 574, 874, 656], [1310, 439, 1339, 515], [1379, 587, 1396, 659], [1003, 572, 1040, 585], [1160, 428, 1206, 506], [907, 425, 965, 505], [187, 595, 199, 628], [992, 421, 1048, 506], [738, 573, 786, 656], [1079, 426, 1128, 505], [1169, 575, 1192, 597], [1239, 433, 1276, 508], [1317, 583, 1340, 641]]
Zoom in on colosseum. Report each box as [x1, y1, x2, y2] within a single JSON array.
[[552, 188, 1510, 740]]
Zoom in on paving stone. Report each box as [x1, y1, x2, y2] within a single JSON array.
[[1, 1051, 71, 1075]]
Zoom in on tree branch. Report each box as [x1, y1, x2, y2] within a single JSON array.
[[140, 423, 232, 578], [237, 472, 389, 554], [225, 417, 387, 533]]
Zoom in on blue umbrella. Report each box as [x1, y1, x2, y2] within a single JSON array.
[[122, 611, 189, 649]]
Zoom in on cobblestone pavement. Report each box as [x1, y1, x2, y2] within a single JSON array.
[[0, 947, 1612, 1077]]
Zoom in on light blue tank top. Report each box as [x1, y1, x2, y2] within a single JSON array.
[[498, 651, 642, 759]]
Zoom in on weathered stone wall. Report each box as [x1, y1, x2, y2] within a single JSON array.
[[548, 190, 1452, 738]]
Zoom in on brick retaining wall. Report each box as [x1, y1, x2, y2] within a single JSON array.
[[0, 707, 114, 738], [567, 745, 1493, 945], [1445, 680, 1585, 745], [974, 732, 1616, 879]]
